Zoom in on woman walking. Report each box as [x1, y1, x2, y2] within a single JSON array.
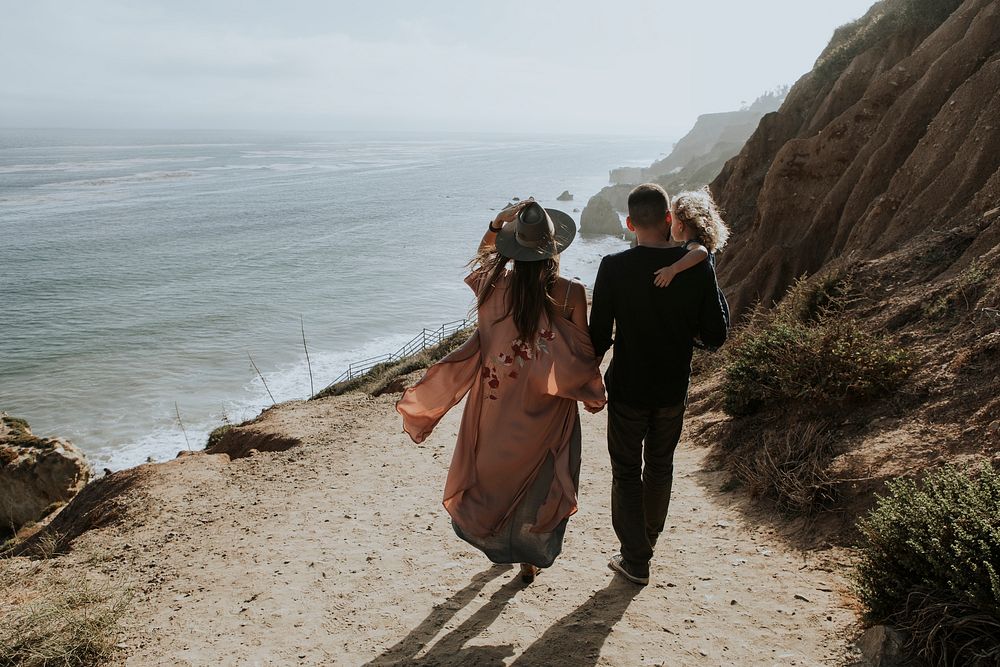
[[397, 199, 606, 583]]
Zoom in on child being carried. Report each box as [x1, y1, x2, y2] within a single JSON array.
[[653, 187, 730, 288], [654, 188, 731, 340]]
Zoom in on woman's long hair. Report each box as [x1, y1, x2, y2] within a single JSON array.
[[469, 248, 560, 343]]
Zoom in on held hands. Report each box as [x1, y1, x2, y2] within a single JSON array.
[[583, 398, 606, 414], [653, 265, 677, 288]]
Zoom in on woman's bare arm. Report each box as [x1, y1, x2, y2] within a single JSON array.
[[479, 200, 530, 252]]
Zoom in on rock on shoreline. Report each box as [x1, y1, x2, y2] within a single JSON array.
[[579, 195, 623, 236], [1, 413, 91, 535]]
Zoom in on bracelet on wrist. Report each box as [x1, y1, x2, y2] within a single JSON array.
[[489, 220, 503, 232]]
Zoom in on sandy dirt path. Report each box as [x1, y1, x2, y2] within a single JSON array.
[[31, 381, 857, 667]]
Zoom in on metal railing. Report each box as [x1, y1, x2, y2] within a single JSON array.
[[329, 318, 474, 385]]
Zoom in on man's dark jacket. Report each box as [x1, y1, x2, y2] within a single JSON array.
[[589, 245, 729, 408]]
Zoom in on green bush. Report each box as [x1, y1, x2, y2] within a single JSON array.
[[723, 316, 912, 415], [722, 271, 908, 415], [205, 424, 233, 450], [786, 272, 850, 323], [854, 464, 1000, 663]]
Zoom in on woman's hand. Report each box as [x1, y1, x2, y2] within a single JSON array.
[[482, 199, 532, 250], [492, 198, 533, 228]]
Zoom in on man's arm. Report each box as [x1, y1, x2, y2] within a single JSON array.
[[696, 262, 728, 350], [589, 256, 615, 360]]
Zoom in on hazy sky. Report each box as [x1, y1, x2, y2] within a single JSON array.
[[1, 1, 877, 136]]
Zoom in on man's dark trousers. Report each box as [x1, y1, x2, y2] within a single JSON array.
[[608, 400, 686, 574]]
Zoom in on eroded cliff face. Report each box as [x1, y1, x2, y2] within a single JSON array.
[[700, 0, 1000, 528], [713, 0, 999, 317]]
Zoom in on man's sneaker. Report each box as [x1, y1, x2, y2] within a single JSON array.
[[608, 554, 649, 585]]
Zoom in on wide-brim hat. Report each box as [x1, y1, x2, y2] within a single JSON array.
[[495, 202, 576, 262]]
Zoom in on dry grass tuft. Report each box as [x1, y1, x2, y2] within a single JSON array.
[[893, 590, 1000, 667], [0, 572, 130, 667], [23, 531, 67, 561], [732, 422, 840, 516]]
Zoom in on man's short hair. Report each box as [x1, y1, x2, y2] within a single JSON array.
[[627, 183, 669, 228]]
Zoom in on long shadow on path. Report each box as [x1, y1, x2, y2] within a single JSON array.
[[511, 578, 641, 666], [367, 568, 640, 666], [364, 564, 513, 666]]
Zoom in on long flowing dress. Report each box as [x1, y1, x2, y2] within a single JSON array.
[[396, 271, 606, 567]]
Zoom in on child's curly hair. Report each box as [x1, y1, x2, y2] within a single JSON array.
[[672, 187, 730, 253]]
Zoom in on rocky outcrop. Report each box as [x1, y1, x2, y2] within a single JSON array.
[[711, 0, 998, 317], [608, 167, 644, 184], [598, 90, 786, 214], [852, 626, 908, 667], [556, 190, 573, 201], [579, 196, 622, 236], [609, 90, 786, 189], [590, 183, 632, 214], [1, 414, 91, 534]]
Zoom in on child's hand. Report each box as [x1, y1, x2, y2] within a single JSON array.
[[653, 266, 676, 288]]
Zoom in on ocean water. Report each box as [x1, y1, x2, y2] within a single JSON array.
[[0, 128, 660, 470]]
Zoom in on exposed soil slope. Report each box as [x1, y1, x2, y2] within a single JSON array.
[[699, 0, 1000, 546]]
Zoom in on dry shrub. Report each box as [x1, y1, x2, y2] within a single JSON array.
[[733, 422, 840, 516], [895, 590, 1000, 667], [0, 575, 130, 667]]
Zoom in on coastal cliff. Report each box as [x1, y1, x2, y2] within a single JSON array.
[[592, 89, 786, 217], [699, 0, 1000, 495], [2, 2, 997, 663], [712, 0, 999, 317], [692, 1, 999, 660]]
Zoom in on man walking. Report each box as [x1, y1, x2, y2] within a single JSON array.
[[589, 183, 728, 585]]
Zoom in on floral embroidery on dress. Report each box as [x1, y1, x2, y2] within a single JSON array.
[[482, 331, 557, 401], [481, 365, 500, 400]]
